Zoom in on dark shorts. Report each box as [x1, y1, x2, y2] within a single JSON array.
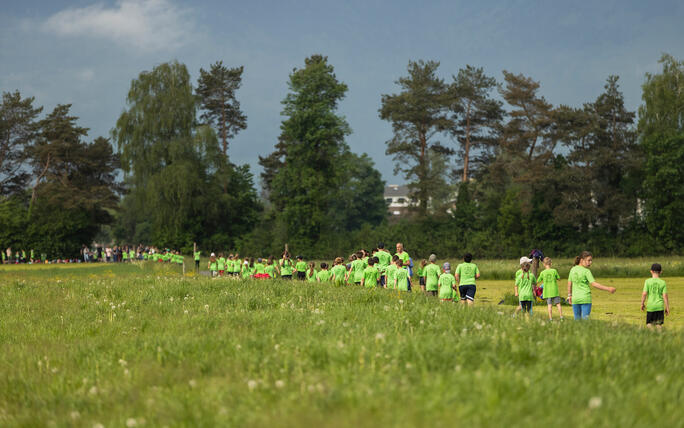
[[646, 311, 664, 325], [520, 300, 533, 312], [297, 271, 306, 280], [459, 284, 476, 301], [427, 290, 437, 297], [419, 277, 426, 286], [281, 275, 292, 280]]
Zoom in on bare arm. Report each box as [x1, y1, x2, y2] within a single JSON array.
[[590, 281, 616, 293], [664, 293, 670, 316], [640, 291, 647, 311], [567, 280, 572, 304]]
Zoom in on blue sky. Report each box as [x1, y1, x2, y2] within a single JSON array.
[[2, 0, 683, 185]]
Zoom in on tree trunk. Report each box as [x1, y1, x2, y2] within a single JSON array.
[[463, 102, 472, 182], [419, 130, 428, 214]]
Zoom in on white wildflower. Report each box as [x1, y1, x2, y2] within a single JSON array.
[[126, 418, 137, 427], [188, 379, 197, 388], [88, 386, 98, 395], [247, 380, 257, 391], [275, 380, 285, 389], [70, 411, 80, 420], [588, 397, 602, 409], [118, 359, 127, 367], [375, 332, 385, 341]]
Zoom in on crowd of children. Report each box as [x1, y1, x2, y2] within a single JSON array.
[[6, 241, 670, 328], [192, 244, 671, 328]]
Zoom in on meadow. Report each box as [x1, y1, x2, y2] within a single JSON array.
[[0, 262, 682, 427]]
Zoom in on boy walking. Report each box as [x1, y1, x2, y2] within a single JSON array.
[[641, 263, 669, 329]]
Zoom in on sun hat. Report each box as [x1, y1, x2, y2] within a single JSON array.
[[211, 252, 216, 257], [519, 256, 533, 265]]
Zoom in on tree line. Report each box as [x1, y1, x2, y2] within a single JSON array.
[[1, 54, 682, 258]]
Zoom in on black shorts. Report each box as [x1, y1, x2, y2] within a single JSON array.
[[646, 311, 664, 325], [520, 300, 533, 312], [281, 275, 292, 280], [297, 271, 306, 280], [419, 277, 426, 286], [427, 290, 437, 297], [459, 285, 476, 301]]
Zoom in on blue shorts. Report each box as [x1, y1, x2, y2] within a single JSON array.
[[573, 303, 592, 320]]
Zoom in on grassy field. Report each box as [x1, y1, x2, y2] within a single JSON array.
[[0, 262, 682, 427]]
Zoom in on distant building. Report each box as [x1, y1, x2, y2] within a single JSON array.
[[384, 184, 416, 217]]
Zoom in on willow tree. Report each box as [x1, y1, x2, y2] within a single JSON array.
[[114, 61, 259, 248]]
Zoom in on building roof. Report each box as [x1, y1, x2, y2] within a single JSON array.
[[384, 184, 410, 197]]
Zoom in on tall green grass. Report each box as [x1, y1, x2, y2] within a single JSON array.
[[0, 264, 681, 427]]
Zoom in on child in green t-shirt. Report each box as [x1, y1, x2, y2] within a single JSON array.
[[306, 261, 317, 282], [361, 257, 380, 288], [330, 257, 346, 285], [208, 253, 218, 277], [515, 262, 536, 315], [438, 262, 456, 301], [394, 259, 410, 292], [424, 254, 440, 297], [317, 262, 332, 282], [385, 255, 399, 289], [296, 256, 307, 280], [640, 263, 669, 329], [537, 257, 563, 320], [417, 259, 427, 292]]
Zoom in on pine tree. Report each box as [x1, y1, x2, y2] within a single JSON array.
[[379, 60, 452, 216], [196, 61, 247, 156], [448, 66, 503, 182]]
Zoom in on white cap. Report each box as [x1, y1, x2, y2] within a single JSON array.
[[519, 256, 533, 265], [211, 252, 216, 257]]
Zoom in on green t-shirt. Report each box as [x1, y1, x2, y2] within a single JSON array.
[[254, 263, 266, 274], [643, 278, 667, 312], [351, 259, 366, 283], [306, 269, 317, 282], [569, 265, 595, 304], [385, 264, 398, 289], [538, 268, 560, 298], [438, 273, 456, 299], [218, 257, 226, 271], [122, 251, 128, 260], [242, 264, 253, 278], [416, 266, 425, 277], [209, 260, 217, 271], [362, 266, 380, 288], [194, 251, 201, 261], [515, 271, 536, 301], [376, 251, 391, 270], [265, 264, 276, 278], [317, 269, 332, 282], [281, 259, 294, 276], [331, 265, 347, 284], [395, 252, 410, 265], [455, 262, 480, 285], [129, 250, 135, 259], [296, 261, 307, 272], [395, 267, 410, 291], [424, 263, 441, 292]]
